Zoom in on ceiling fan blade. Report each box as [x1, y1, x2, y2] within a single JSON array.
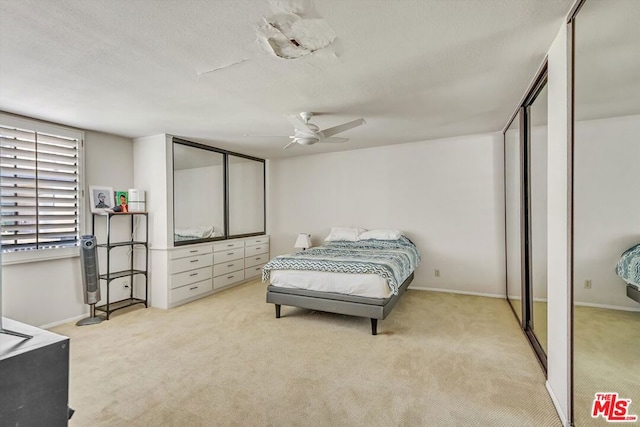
[[285, 114, 316, 134], [243, 134, 289, 138], [319, 118, 365, 138], [319, 137, 349, 143], [283, 141, 298, 149]]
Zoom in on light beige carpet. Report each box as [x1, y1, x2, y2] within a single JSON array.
[[573, 305, 640, 426], [51, 279, 561, 426]]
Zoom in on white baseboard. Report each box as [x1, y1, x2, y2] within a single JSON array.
[[546, 381, 569, 427], [574, 301, 640, 312], [409, 286, 506, 299], [41, 313, 87, 329]]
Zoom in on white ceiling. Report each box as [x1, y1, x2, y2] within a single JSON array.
[[0, 0, 575, 159]]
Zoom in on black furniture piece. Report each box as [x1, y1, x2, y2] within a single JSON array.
[[92, 212, 149, 319], [0, 318, 70, 426]]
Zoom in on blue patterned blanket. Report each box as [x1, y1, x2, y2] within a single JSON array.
[[617, 243, 640, 287], [262, 236, 420, 295]]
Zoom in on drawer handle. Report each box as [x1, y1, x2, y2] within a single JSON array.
[[227, 264, 234, 267], [227, 275, 234, 279], [190, 259, 199, 263], [189, 273, 198, 277], [189, 250, 198, 253], [226, 244, 234, 247], [227, 252, 235, 255], [189, 286, 199, 291], [255, 240, 262, 243], [255, 246, 262, 250], [255, 257, 262, 260]]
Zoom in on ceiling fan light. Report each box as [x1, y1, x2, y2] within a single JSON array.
[[297, 137, 318, 145]]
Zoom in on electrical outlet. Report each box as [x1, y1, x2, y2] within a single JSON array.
[[584, 280, 592, 289], [435, 269, 440, 277]]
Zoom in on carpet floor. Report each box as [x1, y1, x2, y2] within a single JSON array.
[[573, 305, 640, 426], [51, 279, 561, 426]]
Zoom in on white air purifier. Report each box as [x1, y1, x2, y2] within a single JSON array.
[[128, 189, 146, 212]]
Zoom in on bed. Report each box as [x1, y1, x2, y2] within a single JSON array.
[[262, 232, 420, 335], [174, 225, 215, 242], [616, 243, 640, 304]]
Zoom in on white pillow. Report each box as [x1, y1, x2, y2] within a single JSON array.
[[324, 227, 366, 242], [359, 229, 404, 240]]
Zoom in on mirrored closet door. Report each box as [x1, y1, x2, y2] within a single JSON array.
[[504, 65, 548, 370], [505, 112, 523, 324], [173, 141, 227, 244], [228, 154, 265, 238], [572, 0, 640, 424]]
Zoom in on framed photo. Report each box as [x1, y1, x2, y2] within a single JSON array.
[[115, 190, 129, 213], [89, 186, 114, 213]]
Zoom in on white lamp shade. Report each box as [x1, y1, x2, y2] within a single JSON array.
[[294, 233, 312, 249]]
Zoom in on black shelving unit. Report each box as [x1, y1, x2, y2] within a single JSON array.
[[91, 212, 148, 320]]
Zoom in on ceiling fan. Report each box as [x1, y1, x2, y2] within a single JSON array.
[[277, 112, 366, 149]]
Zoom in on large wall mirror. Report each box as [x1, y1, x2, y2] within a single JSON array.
[[173, 141, 227, 244], [528, 80, 548, 357], [504, 66, 549, 371], [172, 138, 266, 246], [505, 111, 523, 323], [228, 154, 265, 238], [572, 0, 640, 424]]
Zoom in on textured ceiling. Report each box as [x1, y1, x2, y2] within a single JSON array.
[[0, 0, 575, 159]]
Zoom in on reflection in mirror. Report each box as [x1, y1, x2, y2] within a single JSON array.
[[573, 0, 640, 425], [505, 113, 522, 323], [528, 83, 548, 354], [228, 155, 265, 237], [173, 142, 226, 243]]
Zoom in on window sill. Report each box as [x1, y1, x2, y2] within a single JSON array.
[[2, 247, 80, 265]]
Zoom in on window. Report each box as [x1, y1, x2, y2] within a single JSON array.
[[0, 113, 83, 263]]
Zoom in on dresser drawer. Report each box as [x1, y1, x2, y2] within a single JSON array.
[[213, 240, 244, 252], [170, 279, 213, 303], [170, 266, 213, 290], [170, 244, 212, 260], [213, 270, 245, 289], [245, 236, 269, 246], [245, 244, 268, 256], [171, 253, 213, 274], [215, 248, 245, 263], [244, 264, 265, 279], [213, 259, 244, 277], [245, 254, 268, 268]]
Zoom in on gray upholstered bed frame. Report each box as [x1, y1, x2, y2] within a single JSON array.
[[266, 272, 414, 335], [628, 284, 640, 304]]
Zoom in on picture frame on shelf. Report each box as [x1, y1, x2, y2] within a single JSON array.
[[115, 190, 129, 213], [89, 186, 114, 213]]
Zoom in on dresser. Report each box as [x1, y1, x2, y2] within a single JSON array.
[[151, 235, 269, 309]]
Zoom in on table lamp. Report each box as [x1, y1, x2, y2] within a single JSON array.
[[294, 233, 311, 251]]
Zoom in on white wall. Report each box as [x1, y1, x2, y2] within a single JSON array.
[[2, 130, 134, 327], [546, 24, 571, 427], [574, 114, 640, 309], [269, 132, 506, 296]]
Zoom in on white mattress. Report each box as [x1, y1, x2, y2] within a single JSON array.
[[269, 270, 392, 299]]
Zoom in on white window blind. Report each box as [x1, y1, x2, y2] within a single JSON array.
[[0, 118, 81, 255]]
